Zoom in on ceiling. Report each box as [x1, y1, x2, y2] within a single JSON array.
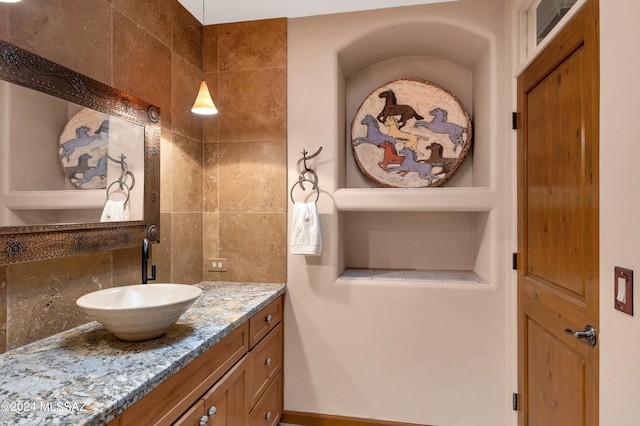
[[178, 0, 457, 25]]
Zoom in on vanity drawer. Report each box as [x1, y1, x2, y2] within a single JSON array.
[[249, 296, 282, 348], [247, 323, 282, 408], [248, 374, 282, 426]]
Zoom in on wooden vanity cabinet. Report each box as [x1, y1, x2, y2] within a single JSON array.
[[175, 322, 282, 426], [110, 295, 283, 426], [173, 356, 247, 426], [110, 322, 249, 426]]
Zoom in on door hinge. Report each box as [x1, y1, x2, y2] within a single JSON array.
[[512, 253, 518, 270], [512, 112, 518, 130], [512, 392, 519, 411]]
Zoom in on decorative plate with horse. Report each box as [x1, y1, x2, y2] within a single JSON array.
[[58, 108, 110, 190], [350, 78, 472, 188]]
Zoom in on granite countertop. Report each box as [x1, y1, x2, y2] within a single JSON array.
[[0, 281, 286, 425]]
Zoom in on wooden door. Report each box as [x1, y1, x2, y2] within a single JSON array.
[[517, 1, 599, 425]]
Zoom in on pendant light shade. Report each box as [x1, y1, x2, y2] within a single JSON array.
[[191, 0, 218, 116], [191, 78, 218, 115]]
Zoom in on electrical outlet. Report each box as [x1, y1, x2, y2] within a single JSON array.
[[207, 258, 227, 272]]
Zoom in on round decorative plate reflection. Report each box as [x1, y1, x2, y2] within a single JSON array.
[[350, 78, 472, 188], [58, 108, 110, 189]]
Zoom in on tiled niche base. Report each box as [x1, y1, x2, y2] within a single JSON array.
[[340, 268, 487, 284]]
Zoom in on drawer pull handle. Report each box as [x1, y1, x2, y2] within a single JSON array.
[[265, 357, 272, 366], [266, 314, 273, 323], [208, 406, 217, 417], [265, 411, 272, 420], [199, 415, 209, 426]]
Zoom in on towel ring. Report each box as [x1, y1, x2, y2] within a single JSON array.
[[106, 179, 131, 205], [290, 178, 320, 203]]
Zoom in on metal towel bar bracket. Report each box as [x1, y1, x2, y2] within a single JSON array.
[[106, 153, 135, 205], [291, 147, 322, 203]]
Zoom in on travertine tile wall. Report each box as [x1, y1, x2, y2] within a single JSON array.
[[0, 0, 287, 353], [202, 19, 287, 283]]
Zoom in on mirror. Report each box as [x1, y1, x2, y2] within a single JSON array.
[[0, 39, 160, 265]]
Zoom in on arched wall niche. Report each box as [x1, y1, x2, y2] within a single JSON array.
[[337, 19, 494, 189], [334, 17, 496, 274]]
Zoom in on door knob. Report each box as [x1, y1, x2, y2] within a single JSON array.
[[564, 324, 597, 347]]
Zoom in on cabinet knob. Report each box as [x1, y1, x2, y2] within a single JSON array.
[[265, 357, 272, 366], [266, 314, 273, 323], [265, 411, 272, 420], [199, 415, 209, 426], [208, 406, 217, 417]]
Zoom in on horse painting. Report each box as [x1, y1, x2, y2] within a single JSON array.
[[377, 90, 423, 128], [384, 116, 427, 157], [75, 155, 108, 187], [377, 141, 404, 171], [415, 108, 467, 151], [353, 114, 397, 147], [387, 148, 440, 184], [350, 79, 471, 188], [64, 153, 93, 180], [60, 125, 102, 162], [424, 142, 456, 173]]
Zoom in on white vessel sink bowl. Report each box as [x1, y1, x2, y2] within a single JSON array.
[[76, 283, 202, 341]]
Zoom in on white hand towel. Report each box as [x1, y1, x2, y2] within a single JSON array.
[[290, 201, 322, 256], [100, 200, 130, 222]]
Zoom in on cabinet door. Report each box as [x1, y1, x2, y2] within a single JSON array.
[[173, 400, 205, 426], [203, 356, 247, 426]]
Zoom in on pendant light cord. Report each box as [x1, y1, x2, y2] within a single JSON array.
[[202, 0, 205, 69]]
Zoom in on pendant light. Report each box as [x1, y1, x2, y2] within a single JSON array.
[[191, 0, 218, 115]]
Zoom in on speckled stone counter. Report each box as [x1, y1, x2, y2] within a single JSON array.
[[0, 281, 286, 425]]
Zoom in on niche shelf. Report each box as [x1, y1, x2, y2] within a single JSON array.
[[339, 209, 491, 283], [338, 267, 487, 284], [334, 187, 495, 212]]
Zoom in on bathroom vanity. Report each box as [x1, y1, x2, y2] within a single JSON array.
[[0, 282, 285, 425]]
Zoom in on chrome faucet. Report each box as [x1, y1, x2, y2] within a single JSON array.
[[142, 239, 156, 284]]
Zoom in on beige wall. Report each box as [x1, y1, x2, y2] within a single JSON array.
[[0, 0, 286, 353], [599, 1, 640, 425], [286, 1, 508, 424]]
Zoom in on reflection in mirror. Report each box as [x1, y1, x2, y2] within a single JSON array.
[[0, 39, 160, 265], [0, 81, 145, 226]]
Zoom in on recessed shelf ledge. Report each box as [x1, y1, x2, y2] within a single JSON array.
[[334, 187, 495, 212], [338, 268, 487, 284]]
